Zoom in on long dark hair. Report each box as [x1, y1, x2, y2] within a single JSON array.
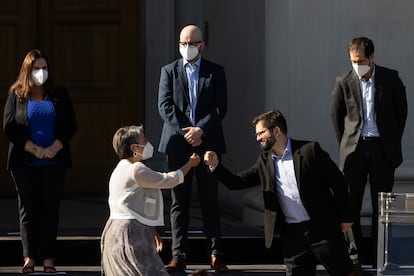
[[9, 49, 55, 102]]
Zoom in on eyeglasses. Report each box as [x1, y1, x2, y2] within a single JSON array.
[[179, 41, 202, 48], [255, 128, 269, 138], [255, 126, 276, 138]]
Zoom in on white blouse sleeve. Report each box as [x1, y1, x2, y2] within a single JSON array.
[[133, 162, 184, 189]]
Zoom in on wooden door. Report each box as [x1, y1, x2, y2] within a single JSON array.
[[0, 0, 142, 195]]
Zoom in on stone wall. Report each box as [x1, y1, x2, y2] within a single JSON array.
[[144, 0, 414, 220]]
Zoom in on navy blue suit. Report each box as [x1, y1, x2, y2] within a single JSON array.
[[158, 57, 227, 257]]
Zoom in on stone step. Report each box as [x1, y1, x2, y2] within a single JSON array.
[[0, 226, 375, 267], [0, 226, 281, 266]]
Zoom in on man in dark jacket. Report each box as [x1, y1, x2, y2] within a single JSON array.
[[331, 37, 407, 264], [158, 24, 228, 272], [204, 110, 354, 276]]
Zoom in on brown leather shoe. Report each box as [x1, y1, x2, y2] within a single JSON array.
[[165, 255, 187, 272], [211, 254, 228, 272]]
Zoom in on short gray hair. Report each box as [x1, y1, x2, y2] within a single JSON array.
[[112, 125, 143, 159]]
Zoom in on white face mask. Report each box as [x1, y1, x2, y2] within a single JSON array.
[[352, 64, 371, 78], [32, 69, 48, 86], [138, 142, 154, 160], [179, 45, 199, 61]]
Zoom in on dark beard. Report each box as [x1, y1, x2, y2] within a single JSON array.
[[260, 135, 276, 151]]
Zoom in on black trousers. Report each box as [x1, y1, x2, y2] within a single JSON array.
[[11, 166, 66, 259], [283, 222, 353, 276], [344, 139, 394, 264], [167, 153, 222, 257]]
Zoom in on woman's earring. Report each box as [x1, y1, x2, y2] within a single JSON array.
[[133, 151, 138, 157]]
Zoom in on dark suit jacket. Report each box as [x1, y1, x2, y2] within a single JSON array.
[[3, 86, 77, 169], [331, 64, 407, 170], [158, 57, 227, 155], [212, 139, 352, 248]]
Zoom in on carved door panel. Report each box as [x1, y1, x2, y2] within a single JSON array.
[[0, 0, 38, 194]]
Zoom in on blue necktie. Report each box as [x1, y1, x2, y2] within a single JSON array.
[[188, 64, 198, 125]]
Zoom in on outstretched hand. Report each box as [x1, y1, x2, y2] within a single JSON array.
[[189, 153, 201, 167], [204, 151, 218, 168]]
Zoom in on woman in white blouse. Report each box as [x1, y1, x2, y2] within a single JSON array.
[[101, 125, 200, 276]]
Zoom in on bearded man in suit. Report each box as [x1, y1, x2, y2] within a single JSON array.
[[204, 110, 355, 276]]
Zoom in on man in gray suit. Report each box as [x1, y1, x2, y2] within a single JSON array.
[[331, 37, 407, 264]]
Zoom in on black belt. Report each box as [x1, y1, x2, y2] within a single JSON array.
[[360, 136, 381, 141]]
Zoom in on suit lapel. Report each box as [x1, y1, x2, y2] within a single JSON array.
[[291, 140, 302, 190], [197, 58, 206, 100], [349, 73, 363, 113], [264, 151, 276, 192], [177, 60, 190, 103], [374, 65, 384, 104]]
